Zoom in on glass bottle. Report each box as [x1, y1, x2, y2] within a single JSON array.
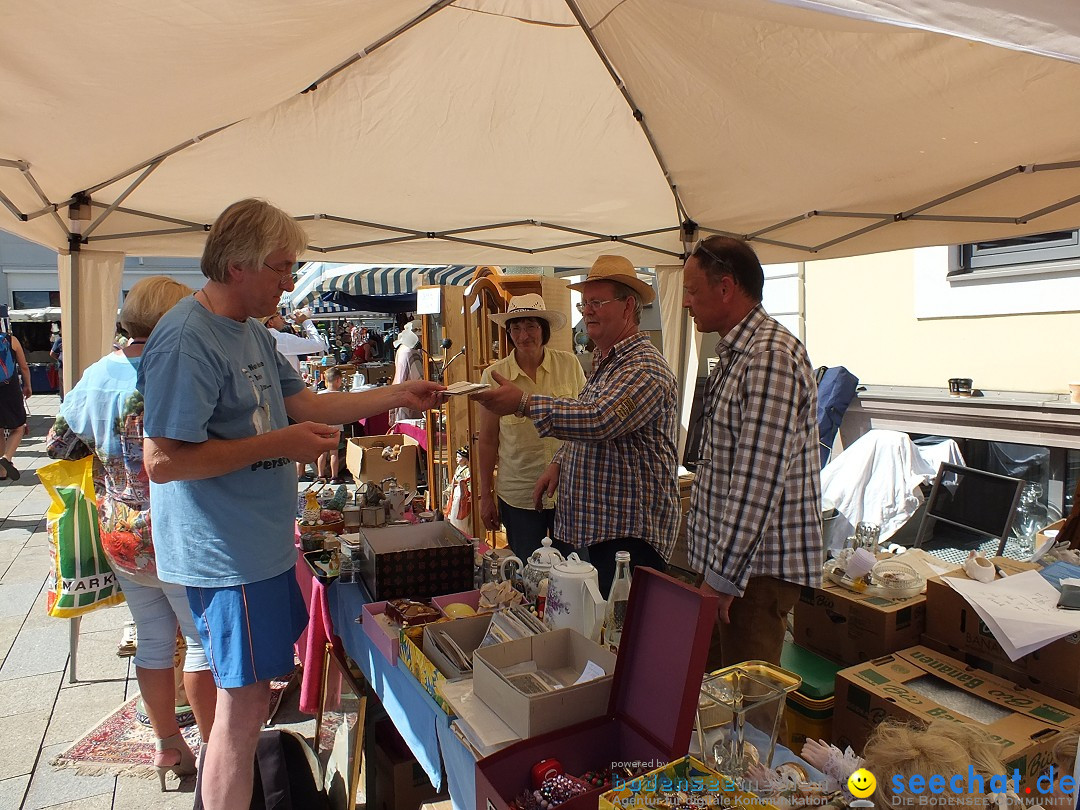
[[603, 551, 632, 652], [1015, 482, 1045, 558]]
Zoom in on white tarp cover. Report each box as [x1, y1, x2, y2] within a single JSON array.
[[3, 0, 1080, 268]]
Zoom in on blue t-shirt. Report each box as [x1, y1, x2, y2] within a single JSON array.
[[139, 296, 306, 587]]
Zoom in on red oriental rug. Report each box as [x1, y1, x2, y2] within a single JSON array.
[[51, 669, 296, 778]]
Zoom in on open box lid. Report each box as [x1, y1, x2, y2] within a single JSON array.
[[609, 567, 718, 755]]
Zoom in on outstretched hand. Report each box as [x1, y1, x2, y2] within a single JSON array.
[[398, 379, 445, 412], [470, 371, 525, 416]]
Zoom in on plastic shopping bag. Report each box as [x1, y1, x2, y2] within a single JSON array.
[[39, 455, 125, 617]]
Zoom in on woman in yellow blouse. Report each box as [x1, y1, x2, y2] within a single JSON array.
[[478, 294, 585, 559]]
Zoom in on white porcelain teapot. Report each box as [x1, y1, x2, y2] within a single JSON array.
[[520, 538, 565, 602], [544, 553, 605, 641]]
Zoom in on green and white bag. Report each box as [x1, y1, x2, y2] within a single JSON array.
[[39, 455, 125, 617]]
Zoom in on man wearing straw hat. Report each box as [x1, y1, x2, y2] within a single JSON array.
[[682, 235, 822, 669], [473, 256, 678, 596]]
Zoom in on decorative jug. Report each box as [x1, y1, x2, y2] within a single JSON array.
[[544, 553, 605, 641], [521, 538, 565, 605]]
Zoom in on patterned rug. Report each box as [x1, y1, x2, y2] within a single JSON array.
[[51, 669, 297, 778]]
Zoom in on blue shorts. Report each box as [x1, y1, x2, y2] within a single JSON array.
[[186, 570, 308, 689]]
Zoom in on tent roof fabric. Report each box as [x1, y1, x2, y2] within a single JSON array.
[[3, 1, 1080, 265], [289, 265, 476, 308]]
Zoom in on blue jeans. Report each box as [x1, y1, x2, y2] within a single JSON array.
[[498, 497, 574, 561]]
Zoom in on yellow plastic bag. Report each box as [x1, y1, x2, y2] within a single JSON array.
[[39, 455, 125, 617]]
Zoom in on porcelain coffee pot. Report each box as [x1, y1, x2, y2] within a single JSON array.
[[544, 553, 605, 641], [521, 537, 565, 602]]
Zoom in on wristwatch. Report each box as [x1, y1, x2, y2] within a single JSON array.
[[515, 391, 530, 418]]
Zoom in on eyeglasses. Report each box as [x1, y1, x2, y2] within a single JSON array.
[[574, 298, 617, 313], [262, 261, 300, 283], [692, 239, 733, 274]]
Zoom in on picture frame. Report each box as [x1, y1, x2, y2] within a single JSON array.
[[316, 643, 367, 810]]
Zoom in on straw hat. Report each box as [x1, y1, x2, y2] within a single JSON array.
[[488, 293, 567, 331], [567, 255, 655, 305]]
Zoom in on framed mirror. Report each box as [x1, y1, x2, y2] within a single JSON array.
[[315, 643, 367, 810]]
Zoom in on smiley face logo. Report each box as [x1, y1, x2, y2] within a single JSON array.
[[848, 768, 877, 798]]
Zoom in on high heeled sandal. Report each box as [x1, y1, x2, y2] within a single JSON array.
[[154, 732, 196, 791]]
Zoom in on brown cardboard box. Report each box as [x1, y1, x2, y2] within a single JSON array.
[[920, 635, 1080, 708], [353, 522, 474, 601], [793, 581, 926, 666], [473, 628, 617, 739], [371, 719, 443, 810], [345, 433, 419, 491], [921, 556, 1080, 699], [833, 645, 1080, 792]]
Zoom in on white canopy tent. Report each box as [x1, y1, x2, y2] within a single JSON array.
[[4, 0, 1080, 390]]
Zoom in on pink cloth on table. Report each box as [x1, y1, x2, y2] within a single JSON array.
[[299, 575, 340, 715], [294, 536, 341, 715]]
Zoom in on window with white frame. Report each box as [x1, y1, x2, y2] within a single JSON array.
[[950, 229, 1080, 279]]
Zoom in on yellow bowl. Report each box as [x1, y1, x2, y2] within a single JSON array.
[[441, 603, 476, 619]]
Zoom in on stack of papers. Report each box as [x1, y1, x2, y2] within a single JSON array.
[[441, 678, 520, 758], [945, 570, 1080, 660]]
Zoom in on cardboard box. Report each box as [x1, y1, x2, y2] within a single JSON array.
[[345, 433, 419, 491], [397, 613, 493, 714], [432, 589, 482, 617], [361, 600, 401, 665], [794, 581, 926, 666], [475, 567, 718, 810], [833, 645, 1080, 792], [354, 522, 474, 601], [473, 628, 617, 739], [920, 635, 1080, 708], [422, 613, 492, 679], [921, 556, 1080, 699], [371, 718, 443, 810]]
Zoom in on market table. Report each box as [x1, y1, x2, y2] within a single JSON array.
[[299, 562, 820, 810], [328, 579, 477, 810]]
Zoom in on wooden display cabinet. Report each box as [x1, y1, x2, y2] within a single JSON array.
[[417, 269, 573, 540]]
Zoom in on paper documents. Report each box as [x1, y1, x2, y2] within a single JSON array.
[[443, 381, 490, 396], [440, 678, 520, 757], [945, 570, 1080, 660]]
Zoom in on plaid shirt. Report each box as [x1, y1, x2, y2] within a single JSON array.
[[529, 332, 679, 559], [687, 305, 823, 594]]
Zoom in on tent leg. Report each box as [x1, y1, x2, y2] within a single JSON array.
[[68, 616, 81, 683]]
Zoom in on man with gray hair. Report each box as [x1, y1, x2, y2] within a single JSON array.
[[140, 198, 443, 810], [473, 255, 678, 596]]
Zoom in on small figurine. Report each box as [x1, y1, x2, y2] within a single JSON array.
[[444, 446, 473, 536], [328, 483, 348, 512], [302, 490, 321, 525]]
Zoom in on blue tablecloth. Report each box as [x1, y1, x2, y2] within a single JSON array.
[[328, 581, 476, 810]]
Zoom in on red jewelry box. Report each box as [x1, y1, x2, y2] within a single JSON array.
[[474, 566, 718, 810]]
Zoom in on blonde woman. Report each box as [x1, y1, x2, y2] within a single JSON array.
[[47, 276, 216, 790]]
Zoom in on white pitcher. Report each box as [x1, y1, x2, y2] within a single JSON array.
[[543, 553, 605, 642]]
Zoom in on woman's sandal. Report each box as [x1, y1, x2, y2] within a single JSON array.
[[0, 458, 18, 481], [154, 732, 197, 791]]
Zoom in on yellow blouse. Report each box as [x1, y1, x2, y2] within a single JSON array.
[[480, 348, 586, 510]]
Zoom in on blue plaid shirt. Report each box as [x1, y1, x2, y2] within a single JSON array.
[[529, 332, 679, 559], [687, 305, 823, 594]]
